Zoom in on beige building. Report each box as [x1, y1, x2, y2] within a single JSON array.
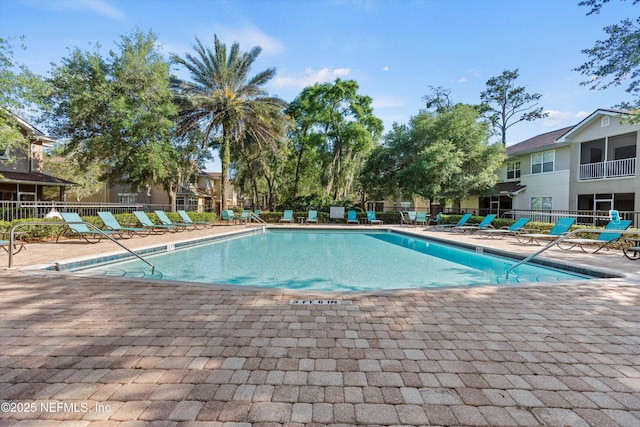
[[74, 171, 237, 213], [0, 112, 74, 201], [483, 109, 638, 224]]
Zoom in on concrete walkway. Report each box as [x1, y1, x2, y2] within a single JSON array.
[[1, 224, 639, 425]]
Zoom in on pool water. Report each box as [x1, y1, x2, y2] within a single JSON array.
[[74, 230, 589, 291]]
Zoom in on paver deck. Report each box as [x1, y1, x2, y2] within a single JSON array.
[[1, 223, 639, 425]]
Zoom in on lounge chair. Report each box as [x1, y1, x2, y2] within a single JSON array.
[[415, 212, 428, 226], [367, 211, 383, 225], [57, 212, 120, 243], [400, 211, 416, 226], [133, 211, 177, 233], [557, 219, 632, 254], [280, 209, 293, 223], [434, 213, 472, 231], [477, 217, 530, 239], [454, 214, 496, 234], [239, 210, 251, 224], [306, 210, 318, 223], [154, 211, 192, 230], [252, 210, 261, 221], [427, 212, 441, 226], [221, 209, 236, 224], [347, 210, 359, 224], [0, 239, 25, 255], [98, 211, 148, 238], [514, 217, 576, 245], [623, 240, 640, 260], [177, 210, 213, 229]]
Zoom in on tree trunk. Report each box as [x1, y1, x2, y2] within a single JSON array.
[[220, 136, 231, 210], [293, 149, 304, 197]]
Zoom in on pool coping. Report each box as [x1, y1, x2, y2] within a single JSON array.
[[19, 225, 636, 294]]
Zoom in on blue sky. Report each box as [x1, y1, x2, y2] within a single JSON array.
[[1, 0, 637, 169]]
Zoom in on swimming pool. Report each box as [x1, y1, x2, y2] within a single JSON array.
[[69, 229, 593, 291]]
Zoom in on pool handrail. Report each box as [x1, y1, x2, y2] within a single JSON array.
[[7, 220, 155, 273], [505, 227, 640, 278]]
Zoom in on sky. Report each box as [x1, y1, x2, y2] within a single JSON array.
[[2, 0, 638, 170]]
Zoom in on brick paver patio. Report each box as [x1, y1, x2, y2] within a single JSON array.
[[1, 224, 639, 425]]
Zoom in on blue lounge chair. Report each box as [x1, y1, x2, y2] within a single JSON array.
[[133, 211, 177, 233], [347, 210, 359, 224], [367, 211, 383, 225], [177, 210, 213, 229], [98, 211, 148, 238], [306, 210, 318, 223], [434, 213, 472, 231], [478, 217, 530, 239], [515, 217, 576, 245], [154, 211, 192, 230], [239, 210, 251, 224], [0, 239, 25, 254], [454, 214, 496, 234], [57, 212, 120, 243], [281, 209, 293, 223], [221, 209, 235, 224], [428, 212, 441, 226], [558, 219, 632, 253], [415, 212, 428, 226], [252, 210, 261, 221], [400, 211, 416, 226]]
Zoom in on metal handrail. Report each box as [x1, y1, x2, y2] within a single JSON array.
[[250, 213, 266, 225], [505, 228, 640, 277], [7, 221, 155, 273]]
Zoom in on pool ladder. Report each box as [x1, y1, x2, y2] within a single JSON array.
[[504, 227, 640, 279], [7, 220, 156, 273]]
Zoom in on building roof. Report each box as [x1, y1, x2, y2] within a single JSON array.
[[0, 171, 76, 186], [2, 107, 56, 146], [200, 171, 222, 178], [555, 108, 630, 143], [495, 181, 526, 194], [506, 125, 575, 157]]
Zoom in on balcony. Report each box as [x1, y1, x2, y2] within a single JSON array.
[[579, 157, 636, 180]]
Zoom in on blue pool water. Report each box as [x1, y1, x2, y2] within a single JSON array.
[[73, 230, 590, 291]]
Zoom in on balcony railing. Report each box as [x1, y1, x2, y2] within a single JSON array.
[[579, 157, 636, 180]]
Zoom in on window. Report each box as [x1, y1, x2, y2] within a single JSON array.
[[531, 197, 552, 210], [0, 148, 8, 160], [506, 161, 521, 179], [118, 193, 138, 203], [531, 150, 554, 174]]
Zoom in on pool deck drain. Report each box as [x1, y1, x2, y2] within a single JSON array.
[[1, 224, 640, 425]]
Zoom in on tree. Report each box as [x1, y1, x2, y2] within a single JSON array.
[[170, 36, 287, 210], [480, 69, 548, 145], [360, 103, 505, 208], [0, 36, 48, 161], [43, 147, 103, 202], [44, 30, 178, 193], [285, 79, 383, 201], [575, 0, 640, 122]]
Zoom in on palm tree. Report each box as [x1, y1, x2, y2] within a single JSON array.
[[170, 36, 287, 210]]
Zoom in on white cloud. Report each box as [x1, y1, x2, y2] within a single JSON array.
[[541, 110, 588, 128], [214, 24, 285, 56], [457, 77, 468, 83], [382, 66, 389, 72], [37, 0, 126, 21], [81, 0, 125, 21], [272, 67, 352, 89]]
